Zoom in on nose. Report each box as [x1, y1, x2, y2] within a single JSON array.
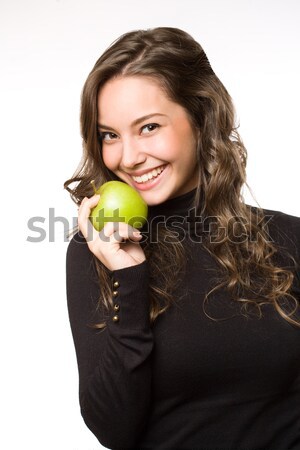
[[120, 136, 146, 169]]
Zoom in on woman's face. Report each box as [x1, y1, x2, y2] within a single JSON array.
[[97, 75, 199, 206]]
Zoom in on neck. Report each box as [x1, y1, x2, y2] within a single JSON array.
[[147, 188, 198, 220], [141, 188, 209, 242]]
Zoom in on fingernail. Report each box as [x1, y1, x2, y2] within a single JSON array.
[[133, 231, 142, 238]]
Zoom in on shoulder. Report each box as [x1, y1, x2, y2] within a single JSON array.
[[247, 204, 300, 260], [260, 206, 300, 239]]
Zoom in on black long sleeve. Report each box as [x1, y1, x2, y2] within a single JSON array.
[[66, 193, 300, 450], [66, 231, 154, 449]]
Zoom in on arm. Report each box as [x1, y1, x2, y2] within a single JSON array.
[[66, 231, 154, 449]]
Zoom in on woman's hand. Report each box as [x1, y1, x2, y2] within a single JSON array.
[[77, 194, 146, 271]]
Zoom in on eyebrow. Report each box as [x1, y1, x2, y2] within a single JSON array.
[[97, 113, 167, 131]]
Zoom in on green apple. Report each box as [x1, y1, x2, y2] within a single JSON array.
[[89, 180, 148, 232]]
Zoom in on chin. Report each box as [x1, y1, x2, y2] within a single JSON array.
[[138, 189, 173, 206]]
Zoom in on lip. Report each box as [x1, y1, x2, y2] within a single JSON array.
[[129, 164, 169, 191], [126, 164, 167, 178]]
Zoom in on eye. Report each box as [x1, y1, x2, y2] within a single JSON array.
[[99, 131, 118, 142], [141, 123, 160, 134]]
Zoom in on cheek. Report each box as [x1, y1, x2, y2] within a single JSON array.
[[102, 148, 119, 170], [172, 116, 198, 147], [157, 128, 196, 162], [149, 131, 182, 161]]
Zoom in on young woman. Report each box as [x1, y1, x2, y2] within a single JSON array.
[[64, 27, 300, 450]]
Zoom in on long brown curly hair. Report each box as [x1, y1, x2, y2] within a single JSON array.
[[64, 26, 300, 328]]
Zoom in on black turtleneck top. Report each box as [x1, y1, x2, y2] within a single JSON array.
[[66, 189, 300, 450]]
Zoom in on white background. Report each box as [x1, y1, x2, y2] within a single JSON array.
[[1, 0, 299, 449]]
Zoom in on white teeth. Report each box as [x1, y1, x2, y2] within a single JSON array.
[[132, 165, 166, 183]]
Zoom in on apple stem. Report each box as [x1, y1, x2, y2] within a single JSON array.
[[90, 179, 97, 194]]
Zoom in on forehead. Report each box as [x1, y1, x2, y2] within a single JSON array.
[[97, 76, 175, 121]]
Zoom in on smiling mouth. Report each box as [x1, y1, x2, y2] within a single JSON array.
[[131, 165, 167, 184]]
